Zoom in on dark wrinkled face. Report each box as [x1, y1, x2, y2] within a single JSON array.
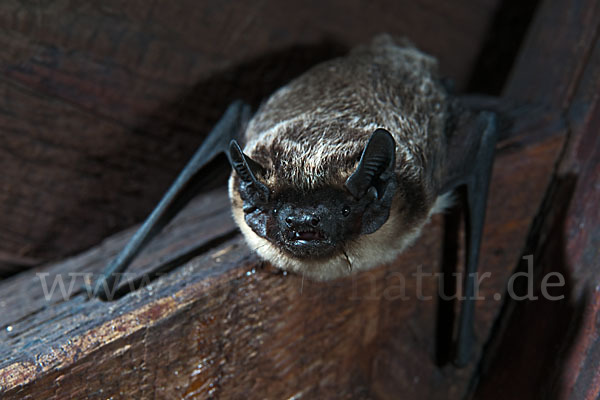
[[243, 186, 373, 259], [228, 128, 398, 260]]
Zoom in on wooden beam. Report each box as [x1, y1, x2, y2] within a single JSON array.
[[6, 0, 598, 398], [0, 114, 564, 398], [473, 0, 600, 398]]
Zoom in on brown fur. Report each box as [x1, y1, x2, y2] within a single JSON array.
[[229, 34, 451, 280]]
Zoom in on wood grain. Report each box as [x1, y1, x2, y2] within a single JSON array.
[[473, 0, 600, 398], [0, 119, 564, 398], [0, 0, 500, 265], [4, 0, 599, 399]]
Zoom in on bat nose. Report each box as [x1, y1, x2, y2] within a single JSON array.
[[284, 212, 321, 229], [278, 206, 333, 256], [285, 214, 319, 227]]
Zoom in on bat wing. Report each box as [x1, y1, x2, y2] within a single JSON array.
[[93, 101, 251, 300], [439, 103, 498, 366]]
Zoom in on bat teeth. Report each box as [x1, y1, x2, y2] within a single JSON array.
[[293, 230, 325, 241]]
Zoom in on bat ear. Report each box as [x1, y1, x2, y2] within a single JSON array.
[[345, 128, 396, 198], [345, 129, 398, 234], [227, 140, 269, 202]]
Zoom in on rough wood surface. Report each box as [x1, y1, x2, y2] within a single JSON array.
[[473, 0, 600, 398], [0, 0, 500, 268], [2, 0, 599, 399], [0, 115, 564, 398]]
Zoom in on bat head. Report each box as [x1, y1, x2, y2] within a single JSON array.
[[227, 129, 398, 264]]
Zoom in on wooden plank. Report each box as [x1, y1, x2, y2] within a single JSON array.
[[0, 78, 202, 265], [0, 118, 564, 398], [503, 0, 600, 108], [8, 1, 593, 399], [369, 113, 564, 399], [0, 0, 501, 265], [472, 0, 600, 398]]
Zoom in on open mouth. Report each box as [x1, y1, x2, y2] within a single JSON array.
[[283, 229, 333, 258], [293, 230, 325, 241]]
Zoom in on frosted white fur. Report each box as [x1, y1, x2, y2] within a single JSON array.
[[247, 115, 411, 191], [240, 35, 445, 192], [226, 35, 453, 281]]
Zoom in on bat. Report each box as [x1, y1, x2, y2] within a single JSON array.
[[93, 35, 497, 366]]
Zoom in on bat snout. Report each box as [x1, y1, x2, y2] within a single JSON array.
[[278, 207, 336, 258], [284, 212, 327, 244], [284, 212, 322, 231]]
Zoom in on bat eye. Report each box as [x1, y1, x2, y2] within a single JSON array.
[[272, 208, 278, 215], [342, 206, 351, 217]]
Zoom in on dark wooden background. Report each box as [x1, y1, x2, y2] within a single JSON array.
[[0, 0, 502, 267], [1, 0, 599, 399]]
